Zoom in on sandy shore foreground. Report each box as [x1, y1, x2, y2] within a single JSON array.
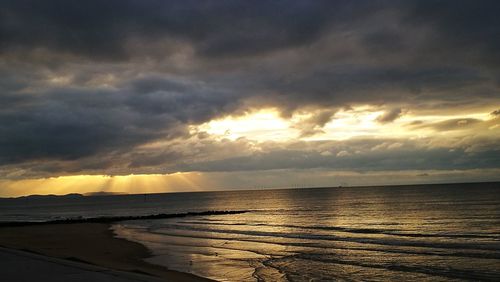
[[0, 223, 211, 282]]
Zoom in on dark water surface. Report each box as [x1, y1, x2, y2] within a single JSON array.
[[2, 182, 500, 281]]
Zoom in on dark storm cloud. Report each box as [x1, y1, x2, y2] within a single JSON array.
[[0, 0, 499, 177], [0, 87, 159, 163], [1, 0, 495, 64], [0, 0, 498, 64], [5, 135, 498, 179], [0, 76, 240, 165], [172, 138, 500, 172], [406, 0, 500, 67], [124, 76, 241, 124], [236, 65, 491, 115], [0, 0, 362, 60]]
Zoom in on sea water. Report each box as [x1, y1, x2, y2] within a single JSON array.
[[113, 183, 500, 281], [1, 182, 499, 281]]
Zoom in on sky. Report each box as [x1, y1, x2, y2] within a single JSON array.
[[0, 0, 499, 197]]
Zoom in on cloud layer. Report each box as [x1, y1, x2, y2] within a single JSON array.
[[0, 1, 499, 182]]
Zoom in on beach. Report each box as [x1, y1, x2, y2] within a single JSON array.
[[0, 223, 211, 282]]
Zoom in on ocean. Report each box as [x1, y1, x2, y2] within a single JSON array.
[[1, 182, 499, 281]]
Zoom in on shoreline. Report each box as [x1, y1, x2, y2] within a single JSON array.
[[0, 222, 212, 282]]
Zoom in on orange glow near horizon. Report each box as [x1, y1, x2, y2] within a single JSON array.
[[1, 106, 497, 198], [0, 173, 213, 198]]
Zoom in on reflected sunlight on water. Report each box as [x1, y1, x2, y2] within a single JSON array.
[[112, 183, 500, 281], [1, 183, 498, 281]]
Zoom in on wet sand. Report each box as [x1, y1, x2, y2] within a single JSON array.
[[0, 223, 212, 282]]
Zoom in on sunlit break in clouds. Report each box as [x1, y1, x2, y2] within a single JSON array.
[[0, 0, 499, 196]]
